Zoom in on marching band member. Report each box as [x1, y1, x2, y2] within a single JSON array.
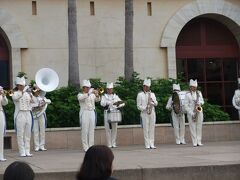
[[0, 86, 8, 161], [31, 84, 51, 152], [12, 76, 34, 157], [137, 79, 158, 149], [77, 80, 101, 152], [100, 82, 125, 148], [232, 78, 240, 119], [185, 79, 204, 147], [166, 84, 186, 145]]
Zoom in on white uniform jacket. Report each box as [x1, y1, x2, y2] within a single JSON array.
[[0, 95, 8, 134], [12, 91, 33, 121], [0, 95, 8, 111], [77, 93, 100, 124], [31, 95, 51, 119], [101, 94, 125, 111], [137, 91, 158, 113], [185, 91, 204, 116], [232, 89, 240, 110]]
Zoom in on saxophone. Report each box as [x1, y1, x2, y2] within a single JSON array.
[[147, 91, 153, 115], [192, 91, 203, 121]]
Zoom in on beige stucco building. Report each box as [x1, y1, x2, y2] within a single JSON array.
[[0, 0, 240, 118]]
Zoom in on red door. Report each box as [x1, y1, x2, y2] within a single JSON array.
[[176, 17, 240, 119]]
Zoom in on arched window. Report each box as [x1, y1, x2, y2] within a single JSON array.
[[176, 17, 240, 119], [0, 33, 10, 88]]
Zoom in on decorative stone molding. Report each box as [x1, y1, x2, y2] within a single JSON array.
[[0, 8, 27, 48], [160, 0, 240, 78], [0, 8, 28, 86]]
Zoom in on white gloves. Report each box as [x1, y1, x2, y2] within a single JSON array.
[[23, 85, 29, 93], [88, 88, 94, 95]]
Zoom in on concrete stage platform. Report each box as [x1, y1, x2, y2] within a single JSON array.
[[0, 141, 239, 180]]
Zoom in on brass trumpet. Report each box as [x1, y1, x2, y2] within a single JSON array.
[[98, 87, 104, 95], [1, 89, 14, 96], [91, 87, 104, 96], [91, 87, 104, 97]]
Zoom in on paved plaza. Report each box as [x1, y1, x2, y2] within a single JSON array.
[[0, 140, 239, 180]]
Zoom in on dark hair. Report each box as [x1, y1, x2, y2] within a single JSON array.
[[4, 161, 35, 180], [77, 145, 114, 180]]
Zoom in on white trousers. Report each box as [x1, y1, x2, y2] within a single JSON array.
[[33, 115, 46, 150], [16, 111, 32, 156], [80, 110, 95, 152], [0, 111, 5, 160], [172, 112, 185, 144], [141, 111, 156, 148], [187, 112, 203, 146], [104, 111, 117, 147]]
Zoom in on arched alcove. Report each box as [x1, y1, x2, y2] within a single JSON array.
[[0, 8, 28, 87]]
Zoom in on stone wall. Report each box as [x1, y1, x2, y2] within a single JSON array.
[[5, 121, 240, 150]]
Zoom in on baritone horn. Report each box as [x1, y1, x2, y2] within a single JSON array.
[[35, 68, 59, 92]]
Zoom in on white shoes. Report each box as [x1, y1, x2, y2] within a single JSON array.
[[150, 145, 156, 149], [0, 158, 7, 162], [198, 143, 204, 146], [20, 153, 33, 157], [35, 147, 47, 151], [145, 146, 150, 149], [40, 147, 47, 151], [145, 145, 156, 149]]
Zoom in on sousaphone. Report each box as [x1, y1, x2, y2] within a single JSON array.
[[33, 68, 59, 118], [35, 68, 59, 92]]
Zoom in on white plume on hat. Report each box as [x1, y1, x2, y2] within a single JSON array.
[[238, 78, 240, 84], [0, 86, 3, 91], [106, 82, 113, 89], [189, 79, 198, 87], [82, 80, 91, 88], [143, 79, 151, 87], [173, 84, 181, 91], [15, 77, 26, 86]]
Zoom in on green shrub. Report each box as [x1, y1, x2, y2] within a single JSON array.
[[4, 73, 230, 129]]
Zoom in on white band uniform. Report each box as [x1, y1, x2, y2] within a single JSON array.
[[101, 93, 125, 148], [0, 89, 8, 161]]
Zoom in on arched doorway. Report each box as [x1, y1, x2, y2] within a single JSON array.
[[176, 17, 240, 119], [0, 33, 10, 88]]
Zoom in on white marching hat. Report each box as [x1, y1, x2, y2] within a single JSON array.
[[173, 84, 181, 91], [15, 77, 26, 86], [82, 80, 91, 88], [106, 82, 113, 89], [189, 79, 198, 87], [143, 79, 151, 87]]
